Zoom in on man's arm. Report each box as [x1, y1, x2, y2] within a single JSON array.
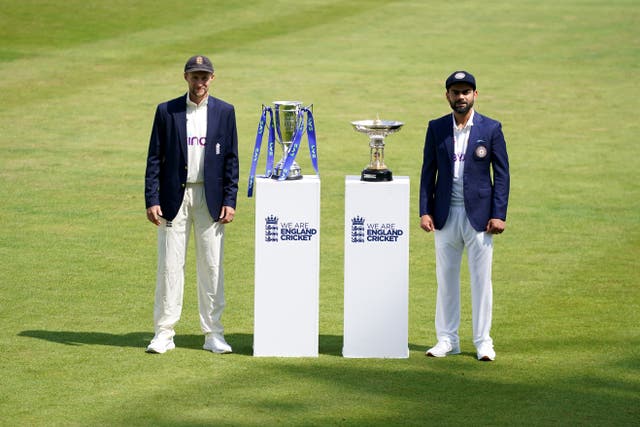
[[490, 121, 510, 222], [145, 105, 165, 210], [222, 106, 239, 209]]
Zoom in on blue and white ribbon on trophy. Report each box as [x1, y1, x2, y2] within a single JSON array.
[[247, 104, 319, 197], [247, 105, 276, 197], [278, 106, 319, 181]]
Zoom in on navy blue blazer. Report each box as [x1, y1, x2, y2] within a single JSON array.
[[419, 112, 510, 232], [145, 94, 239, 222]]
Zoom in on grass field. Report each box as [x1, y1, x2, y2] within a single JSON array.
[[1, 0, 639, 425]]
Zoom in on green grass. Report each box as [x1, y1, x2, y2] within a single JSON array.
[[1, 0, 639, 425]]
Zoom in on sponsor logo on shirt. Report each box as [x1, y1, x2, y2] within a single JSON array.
[[188, 136, 207, 146]]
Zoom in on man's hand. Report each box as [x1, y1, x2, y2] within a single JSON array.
[[146, 205, 163, 226], [486, 218, 506, 234], [420, 214, 435, 232], [219, 206, 235, 224]]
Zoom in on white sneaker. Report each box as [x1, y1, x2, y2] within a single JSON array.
[[425, 341, 461, 357], [203, 334, 232, 354], [477, 344, 496, 361], [146, 338, 176, 354]]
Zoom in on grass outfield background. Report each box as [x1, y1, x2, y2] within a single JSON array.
[[1, 0, 638, 425]]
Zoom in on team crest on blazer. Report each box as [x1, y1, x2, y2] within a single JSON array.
[[474, 145, 488, 159]]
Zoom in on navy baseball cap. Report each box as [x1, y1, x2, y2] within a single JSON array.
[[445, 71, 476, 90], [184, 55, 214, 74]]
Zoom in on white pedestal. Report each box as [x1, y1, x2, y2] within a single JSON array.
[[343, 176, 410, 358], [253, 176, 320, 357]]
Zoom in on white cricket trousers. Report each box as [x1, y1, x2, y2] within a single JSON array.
[[434, 205, 493, 349], [152, 183, 226, 341]]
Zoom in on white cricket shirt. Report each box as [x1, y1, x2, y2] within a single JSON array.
[[186, 94, 208, 183], [451, 110, 474, 206]]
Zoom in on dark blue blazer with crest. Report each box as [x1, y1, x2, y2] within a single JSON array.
[[145, 94, 239, 222], [419, 111, 510, 232]]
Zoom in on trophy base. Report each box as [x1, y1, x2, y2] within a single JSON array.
[[272, 165, 303, 180], [361, 168, 393, 182]]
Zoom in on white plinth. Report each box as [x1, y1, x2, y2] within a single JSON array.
[[253, 176, 320, 357], [343, 176, 409, 358]]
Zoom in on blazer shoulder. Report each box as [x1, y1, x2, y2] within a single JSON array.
[[428, 113, 451, 128], [426, 114, 452, 136], [168, 95, 187, 112], [155, 95, 187, 115]]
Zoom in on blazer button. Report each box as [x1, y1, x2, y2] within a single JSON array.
[[181, 183, 186, 188]]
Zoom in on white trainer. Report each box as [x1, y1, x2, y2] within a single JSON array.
[[477, 344, 496, 361], [145, 338, 176, 354], [425, 341, 461, 357], [203, 334, 232, 354]]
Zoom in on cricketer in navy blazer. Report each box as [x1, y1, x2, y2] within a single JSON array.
[[419, 111, 510, 232], [145, 94, 239, 222]]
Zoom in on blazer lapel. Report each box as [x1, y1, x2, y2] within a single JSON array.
[[206, 96, 220, 157], [443, 117, 454, 168], [174, 98, 188, 161], [465, 113, 482, 159]]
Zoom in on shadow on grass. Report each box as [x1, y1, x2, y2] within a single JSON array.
[[18, 330, 491, 361], [18, 330, 154, 349], [17, 330, 351, 356], [17, 330, 640, 424]]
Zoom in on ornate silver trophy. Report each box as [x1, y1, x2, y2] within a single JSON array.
[[273, 101, 306, 180], [351, 118, 404, 182]]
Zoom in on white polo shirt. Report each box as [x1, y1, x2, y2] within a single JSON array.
[[186, 94, 208, 183]]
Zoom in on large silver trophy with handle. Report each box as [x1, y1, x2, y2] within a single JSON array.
[[273, 101, 307, 180], [246, 100, 318, 197], [351, 118, 404, 182]]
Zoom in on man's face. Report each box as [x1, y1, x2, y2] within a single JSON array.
[[446, 83, 477, 114], [184, 71, 214, 102]]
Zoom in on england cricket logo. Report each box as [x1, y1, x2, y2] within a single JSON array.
[[351, 216, 365, 243], [265, 214, 318, 243], [351, 215, 404, 243], [265, 215, 279, 242]]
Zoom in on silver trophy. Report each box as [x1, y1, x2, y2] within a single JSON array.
[[352, 118, 404, 182], [272, 101, 307, 180]]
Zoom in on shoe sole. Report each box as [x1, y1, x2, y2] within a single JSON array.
[[426, 349, 461, 357], [204, 349, 232, 354], [478, 355, 495, 361], [145, 343, 175, 354], [203, 346, 232, 354]]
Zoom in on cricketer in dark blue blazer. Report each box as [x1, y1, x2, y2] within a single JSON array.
[[144, 93, 239, 223], [144, 55, 239, 355], [419, 99, 509, 232], [419, 71, 510, 361]]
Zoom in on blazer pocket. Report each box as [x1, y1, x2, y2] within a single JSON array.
[[478, 187, 492, 198]]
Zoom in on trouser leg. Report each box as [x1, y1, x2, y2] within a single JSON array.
[[463, 217, 494, 348], [152, 194, 191, 341], [192, 185, 226, 336], [434, 207, 465, 345]]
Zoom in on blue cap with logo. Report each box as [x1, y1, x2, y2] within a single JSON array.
[[445, 71, 476, 90], [184, 55, 214, 74]]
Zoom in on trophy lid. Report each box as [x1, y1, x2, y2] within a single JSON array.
[[273, 100, 303, 107], [351, 119, 404, 136]]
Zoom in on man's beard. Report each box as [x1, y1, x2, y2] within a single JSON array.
[[450, 99, 474, 114]]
